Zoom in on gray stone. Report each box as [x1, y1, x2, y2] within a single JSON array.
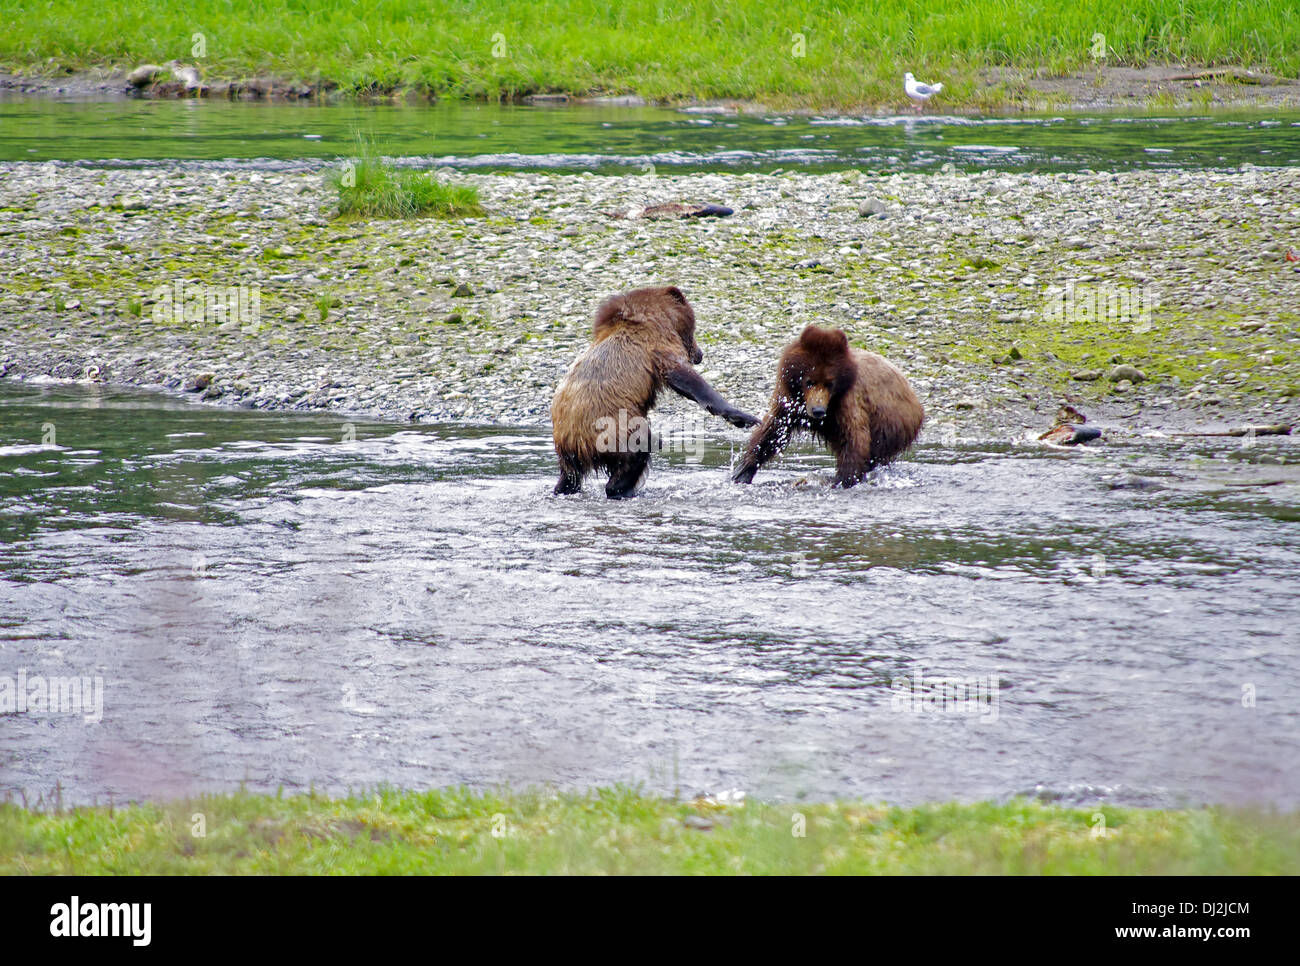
[[858, 198, 888, 218], [1108, 364, 1147, 383], [126, 65, 163, 88]]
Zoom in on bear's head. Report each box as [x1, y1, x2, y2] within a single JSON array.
[[593, 286, 702, 364], [782, 325, 857, 420]]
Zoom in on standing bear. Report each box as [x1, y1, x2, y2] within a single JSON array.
[[733, 325, 924, 488], [552, 286, 759, 498]]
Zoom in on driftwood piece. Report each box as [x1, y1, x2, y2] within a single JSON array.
[[1171, 424, 1292, 438], [1168, 69, 1279, 86], [607, 202, 734, 220]]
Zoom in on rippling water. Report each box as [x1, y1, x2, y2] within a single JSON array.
[[3, 97, 1299, 171], [1, 382, 1297, 807]]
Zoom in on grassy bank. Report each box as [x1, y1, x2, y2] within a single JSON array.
[[2, 787, 1296, 874], [2, 1, 1298, 109]]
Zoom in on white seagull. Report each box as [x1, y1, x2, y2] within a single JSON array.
[[904, 72, 943, 112]]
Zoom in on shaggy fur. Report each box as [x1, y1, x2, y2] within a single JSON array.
[[733, 325, 924, 487], [551, 286, 758, 498]]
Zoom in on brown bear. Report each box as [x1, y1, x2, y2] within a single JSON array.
[[732, 325, 924, 488], [552, 286, 759, 498]]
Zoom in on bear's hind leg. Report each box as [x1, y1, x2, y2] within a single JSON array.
[[554, 453, 585, 495], [605, 451, 651, 500]]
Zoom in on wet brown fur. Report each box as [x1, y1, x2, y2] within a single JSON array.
[[551, 286, 756, 498], [733, 325, 924, 487]]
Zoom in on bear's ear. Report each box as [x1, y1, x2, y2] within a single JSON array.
[[664, 286, 689, 305], [594, 294, 628, 335]]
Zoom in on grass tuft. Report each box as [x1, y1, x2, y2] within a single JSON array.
[[329, 139, 484, 220]]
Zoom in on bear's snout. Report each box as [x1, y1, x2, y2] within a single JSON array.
[[804, 385, 831, 420], [692, 347, 704, 365]]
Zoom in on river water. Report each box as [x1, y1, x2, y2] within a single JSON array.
[[3, 97, 1300, 171], [1, 382, 1296, 807]]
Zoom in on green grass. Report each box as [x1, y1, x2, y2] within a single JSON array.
[[2, 787, 1296, 874], [313, 292, 341, 319], [328, 141, 484, 219], [1, 1, 1297, 109]]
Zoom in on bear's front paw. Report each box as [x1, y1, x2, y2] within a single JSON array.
[[727, 410, 760, 429]]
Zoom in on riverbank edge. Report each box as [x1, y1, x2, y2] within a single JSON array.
[[0, 367, 1285, 445], [4, 63, 1300, 113], [3, 786, 1296, 874]]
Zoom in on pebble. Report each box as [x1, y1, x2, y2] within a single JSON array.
[[858, 198, 888, 218]]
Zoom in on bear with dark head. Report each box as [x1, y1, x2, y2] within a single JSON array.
[[552, 286, 759, 498], [733, 325, 924, 488]]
